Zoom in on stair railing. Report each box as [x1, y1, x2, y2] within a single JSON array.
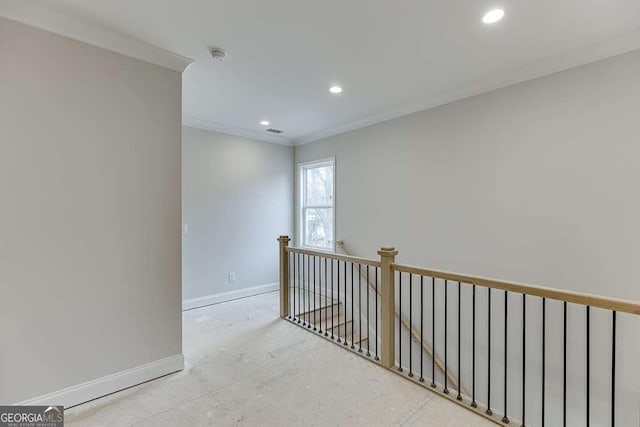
[[336, 240, 462, 393], [277, 236, 640, 426]]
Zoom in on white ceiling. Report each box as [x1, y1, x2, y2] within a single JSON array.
[[20, 0, 640, 144]]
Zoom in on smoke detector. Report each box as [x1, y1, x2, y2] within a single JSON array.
[[209, 47, 228, 62]]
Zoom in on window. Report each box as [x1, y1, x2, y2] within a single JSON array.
[[299, 158, 335, 251]]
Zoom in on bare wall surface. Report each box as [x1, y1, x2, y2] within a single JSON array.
[[295, 49, 640, 426], [0, 17, 182, 404], [296, 48, 640, 302], [182, 127, 293, 302]]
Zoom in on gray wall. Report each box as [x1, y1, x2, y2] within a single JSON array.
[[182, 126, 293, 302], [296, 48, 640, 301], [0, 18, 182, 404], [295, 49, 640, 426]]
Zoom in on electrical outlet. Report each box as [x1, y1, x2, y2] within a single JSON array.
[[182, 224, 189, 235], [228, 272, 236, 282]]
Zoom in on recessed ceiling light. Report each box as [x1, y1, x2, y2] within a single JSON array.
[[260, 120, 270, 126], [482, 9, 505, 24], [329, 86, 343, 94]]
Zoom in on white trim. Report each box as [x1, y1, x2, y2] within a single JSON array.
[[298, 157, 336, 252], [0, 1, 192, 72], [15, 354, 184, 408], [292, 28, 640, 145], [297, 157, 336, 168], [182, 282, 279, 311], [183, 117, 293, 146]]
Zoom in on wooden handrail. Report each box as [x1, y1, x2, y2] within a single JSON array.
[[280, 236, 640, 425], [393, 263, 640, 315], [336, 241, 463, 392], [286, 246, 381, 267]]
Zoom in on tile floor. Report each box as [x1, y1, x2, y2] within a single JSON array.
[[65, 291, 493, 426]]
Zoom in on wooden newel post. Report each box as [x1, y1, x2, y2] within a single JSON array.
[[378, 246, 398, 369], [278, 235, 291, 318]]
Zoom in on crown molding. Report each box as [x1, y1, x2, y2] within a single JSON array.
[[0, 0, 193, 72], [183, 116, 293, 146], [293, 27, 640, 146]]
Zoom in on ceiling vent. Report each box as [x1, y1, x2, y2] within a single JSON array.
[[209, 47, 228, 61], [266, 128, 284, 134]]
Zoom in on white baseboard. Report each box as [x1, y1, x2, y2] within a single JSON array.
[[183, 282, 279, 311], [16, 354, 184, 408]]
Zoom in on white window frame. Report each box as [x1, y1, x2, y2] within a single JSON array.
[[298, 157, 336, 252]]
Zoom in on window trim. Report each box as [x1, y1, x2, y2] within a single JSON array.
[[298, 157, 336, 252]]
